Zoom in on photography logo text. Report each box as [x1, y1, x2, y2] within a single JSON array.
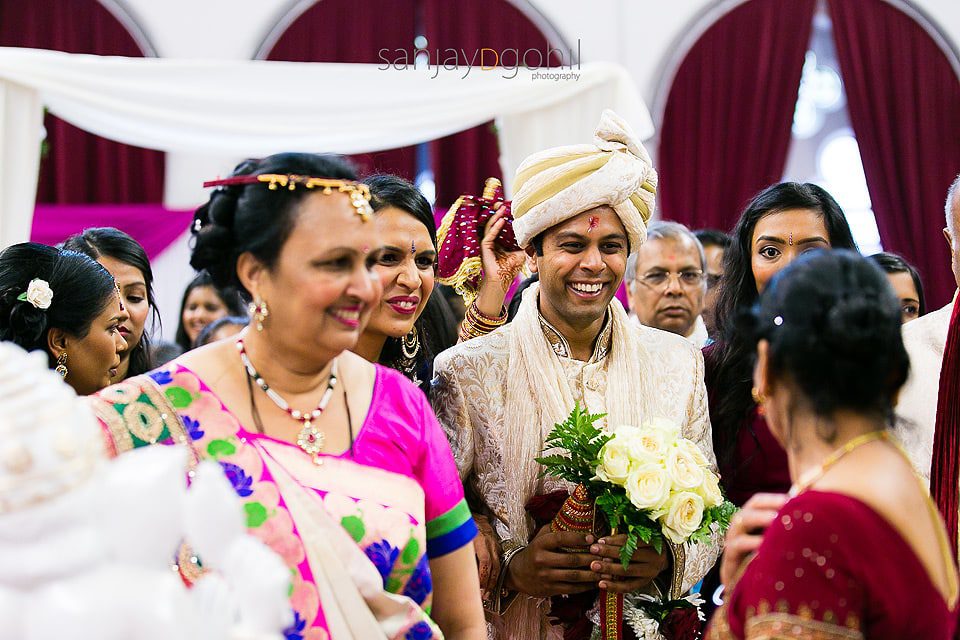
[[378, 39, 581, 81]]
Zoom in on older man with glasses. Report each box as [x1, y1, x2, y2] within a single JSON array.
[[625, 220, 710, 347]]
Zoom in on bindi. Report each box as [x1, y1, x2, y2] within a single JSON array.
[[411, 240, 417, 255], [788, 232, 794, 246], [587, 216, 600, 233]]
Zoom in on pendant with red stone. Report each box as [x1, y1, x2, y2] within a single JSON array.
[[296, 420, 325, 465]]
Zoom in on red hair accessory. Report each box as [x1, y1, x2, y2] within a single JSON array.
[[436, 177, 521, 304]]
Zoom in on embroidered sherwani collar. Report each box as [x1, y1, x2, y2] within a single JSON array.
[[537, 308, 612, 363]]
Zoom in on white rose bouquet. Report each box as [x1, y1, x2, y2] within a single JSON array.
[[536, 403, 734, 570]]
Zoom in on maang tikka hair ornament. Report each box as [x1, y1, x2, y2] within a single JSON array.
[[202, 174, 374, 222]]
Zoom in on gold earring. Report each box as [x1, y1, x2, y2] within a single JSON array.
[[247, 297, 269, 332], [55, 352, 68, 378], [751, 386, 767, 417], [401, 326, 420, 360]]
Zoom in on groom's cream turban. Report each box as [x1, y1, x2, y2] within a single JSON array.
[[511, 109, 657, 252]]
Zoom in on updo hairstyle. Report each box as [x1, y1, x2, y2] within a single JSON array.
[[0, 242, 116, 366]]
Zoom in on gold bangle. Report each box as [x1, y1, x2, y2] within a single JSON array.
[[491, 539, 527, 615], [459, 301, 507, 342], [469, 302, 507, 324]]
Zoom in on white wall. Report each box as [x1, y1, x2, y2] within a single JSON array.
[[112, 0, 960, 336]]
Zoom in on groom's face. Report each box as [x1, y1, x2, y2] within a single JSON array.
[[534, 206, 628, 330]]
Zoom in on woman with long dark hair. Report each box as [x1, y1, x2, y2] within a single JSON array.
[[707, 182, 858, 504], [174, 270, 245, 350], [61, 228, 157, 381], [0, 242, 128, 395], [700, 182, 859, 618], [352, 174, 457, 390]]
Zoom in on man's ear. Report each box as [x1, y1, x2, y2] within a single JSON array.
[[524, 247, 539, 273], [47, 327, 68, 358]]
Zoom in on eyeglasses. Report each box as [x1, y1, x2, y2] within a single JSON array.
[[636, 269, 704, 291]]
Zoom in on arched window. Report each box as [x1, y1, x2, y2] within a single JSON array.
[[0, 0, 165, 203], [782, 13, 883, 254], [657, 0, 960, 306]]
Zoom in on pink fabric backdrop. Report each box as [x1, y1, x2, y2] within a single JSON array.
[[31, 205, 193, 260]]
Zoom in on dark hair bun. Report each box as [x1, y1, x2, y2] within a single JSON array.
[[0, 243, 115, 362], [190, 187, 242, 286], [822, 296, 889, 359], [190, 158, 261, 287], [745, 250, 909, 417], [0, 291, 48, 346]]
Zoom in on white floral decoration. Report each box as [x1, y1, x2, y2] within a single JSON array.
[[18, 279, 53, 310]]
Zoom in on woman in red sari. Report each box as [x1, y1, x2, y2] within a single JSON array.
[[707, 250, 958, 639]]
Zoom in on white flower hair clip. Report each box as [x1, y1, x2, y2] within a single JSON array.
[[17, 278, 53, 310]]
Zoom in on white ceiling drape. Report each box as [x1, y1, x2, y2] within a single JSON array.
[[0, 47, 652, 247]]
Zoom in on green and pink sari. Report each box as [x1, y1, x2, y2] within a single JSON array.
[[90, 362, 476, 640]]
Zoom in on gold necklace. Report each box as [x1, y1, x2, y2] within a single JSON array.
[[789, 430, 889, 497]]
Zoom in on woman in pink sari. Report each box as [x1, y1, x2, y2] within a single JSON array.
[[90, 153, 485, 640], [707, 250, 958, 639]]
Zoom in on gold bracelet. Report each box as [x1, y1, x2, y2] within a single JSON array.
[[490, 539, 527, 615], [459, 301, 507, 342], [469, 301, 508, 324]]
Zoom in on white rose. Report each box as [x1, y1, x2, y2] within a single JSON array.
[[665, 442, 706, 491], [627, 427, 667, 463], [698, 470, 724, 508], [645, 417, 681, 441], [24, 279, 53, 310], [595, 436, 633, 486], [661, 491, 705, 544], [678, 437, 711, 468], [624, 463, 671, 511]]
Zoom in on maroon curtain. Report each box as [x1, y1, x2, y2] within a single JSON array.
[[658, 0, 816, 231], [828, 0, 960, 309], [266, 0, 419, 180], [0, 0, 164, 203], [422, 0, 561, 207]]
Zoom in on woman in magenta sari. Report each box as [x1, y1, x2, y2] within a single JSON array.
[[707, 250, 958, 639], [90, 153, 485, 640]]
